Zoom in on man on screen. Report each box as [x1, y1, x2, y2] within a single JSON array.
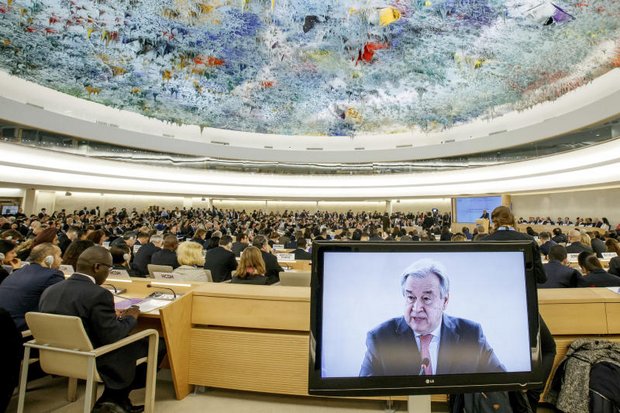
[[360, 259, 505, 376]]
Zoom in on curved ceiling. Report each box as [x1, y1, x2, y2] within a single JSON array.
[[0, 0, 618, 140], [1, 138, 620, 199], [2, 69, 620, 163]]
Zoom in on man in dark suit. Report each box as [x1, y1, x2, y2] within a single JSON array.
[[292, 238, 311, 260], [39, 246, 165, 413], [480, 209, 490, 219], [131, 234, 163, 276], [360, 259, 504, 376], [204, 235, 238, 282], [551, 228, 567, 244], [566, 229, 593, 254], [231, 233, 249, 257], [538, 232, 558, 257], [0, 243, 64, 331], [253, 235, 283, 284], [150, 234, 180, 269], [540, 245, 581, 288]]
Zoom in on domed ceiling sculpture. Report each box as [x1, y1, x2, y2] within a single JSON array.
[[0, 0, 618, 136]]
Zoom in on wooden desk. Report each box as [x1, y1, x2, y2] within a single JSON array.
[[281, 259, 312, 271], [108, 277, 203, 398]]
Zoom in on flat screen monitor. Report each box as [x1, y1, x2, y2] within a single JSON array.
[[455, 196, 502, 223], [309, 241, 543, 396], [1, 205, 18, 215]]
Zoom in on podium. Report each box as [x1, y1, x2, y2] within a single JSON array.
[[475, 218, 490, 233]]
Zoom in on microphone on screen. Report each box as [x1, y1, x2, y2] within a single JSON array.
[[419, 358, 430, 375], [146, 283, 177, 300]]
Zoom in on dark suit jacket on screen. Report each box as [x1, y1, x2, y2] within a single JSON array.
[[204, 246, 238, 282], [359, 315, 505, 376], [39, 274, 143, 389], [540, 260, 581, 288]]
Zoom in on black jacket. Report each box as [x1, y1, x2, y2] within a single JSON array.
[[205, 246, 238, 282], [261, 250, 283, 283], [540, 260, 581, 288], [150, 249, 180, 269], [131, 242, 161, 276]]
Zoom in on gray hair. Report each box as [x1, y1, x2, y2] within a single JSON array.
[[150, 234, 164, 246], [400, 259, 450, 299]]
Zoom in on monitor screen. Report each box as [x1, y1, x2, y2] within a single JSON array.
[[455, 196, 502, 223], [309, 241, 543, 396], [1, 205, 18, 215]]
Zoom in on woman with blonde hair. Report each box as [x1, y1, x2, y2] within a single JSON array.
[[172, 241, 210, 282], [232, 246, 274, 285]]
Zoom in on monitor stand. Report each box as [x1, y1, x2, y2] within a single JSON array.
[[408, 395, 431, 413]]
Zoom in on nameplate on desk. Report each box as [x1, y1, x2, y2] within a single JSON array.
[[59, 264, 74, 275], [602, 252, 618, 260], [606, 287, 620, 294], [108, 269, 131, 280], [273, 244, 285, 250], [153, 271, 177, 280], [567, 253, 579, 263], [276, 253, 295, 262]]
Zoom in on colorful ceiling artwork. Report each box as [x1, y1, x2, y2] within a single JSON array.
[[0, 0, 619, 137]]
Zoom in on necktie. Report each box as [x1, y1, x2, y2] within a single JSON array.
[[419, 334, 433, 375]]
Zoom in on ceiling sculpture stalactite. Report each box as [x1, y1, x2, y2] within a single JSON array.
[[0, 0, 618, 137]]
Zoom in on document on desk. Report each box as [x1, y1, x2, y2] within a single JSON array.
[[114, 296, 173, 313], [606, 287, 620, 294], [138, 298, 171, 313]]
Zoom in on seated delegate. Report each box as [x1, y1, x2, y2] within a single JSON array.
[[576, 251, 620, 287], [231, 246, 276, 285], [171, 241, 210, 282]]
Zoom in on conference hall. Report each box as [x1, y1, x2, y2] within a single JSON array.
[[1, 0, 619, 412]]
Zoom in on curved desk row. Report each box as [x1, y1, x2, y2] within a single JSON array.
[[149, 283, 620, 401]]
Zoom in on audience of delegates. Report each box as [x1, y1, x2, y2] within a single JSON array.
[[231, 246, 274, 285], [151, 235, 180, 269], [589, 231, 606, 258], [0, 243, 64, 331], [576, 251, 620, 287], [204, 235, 238, 282], [540, 245, 581, 288], [171, 241, 210, 282]]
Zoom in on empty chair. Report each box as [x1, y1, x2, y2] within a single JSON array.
[[147, 264, 173, 278], [17, 312, 159, 413], [279, 271, 311, 287]]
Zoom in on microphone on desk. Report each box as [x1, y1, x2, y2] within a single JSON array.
[[419, 358, 430, 375], [146, 283, 177, 299], [103, 283, 119, 294]]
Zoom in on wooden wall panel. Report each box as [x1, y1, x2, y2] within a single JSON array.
[[189, 328, 309, 395]]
